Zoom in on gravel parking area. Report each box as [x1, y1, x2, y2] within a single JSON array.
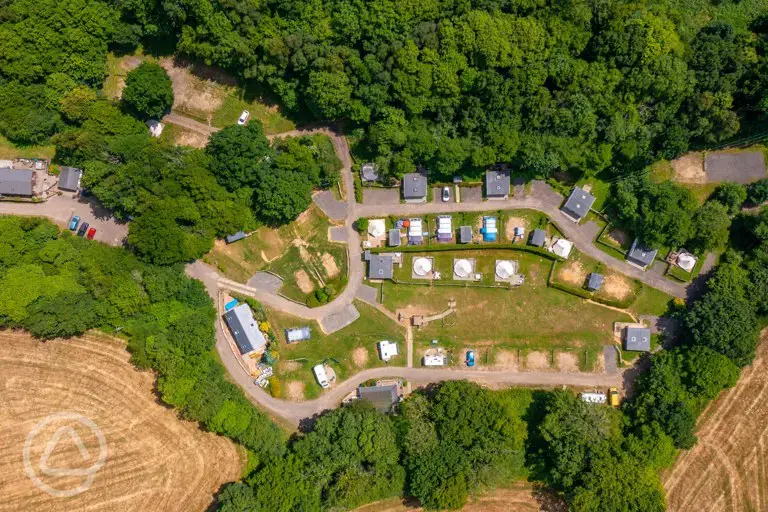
[[355, 284, 379, 305], [461, 186, 482, 203], [247, 271, 283, 294], [603, 345, 617, 375], [319, 303, 360, 333], [313, 190, 347, 220], [329, 226, 348, 242], [362, 187, 400, 206], [704, 151, 767, 183]]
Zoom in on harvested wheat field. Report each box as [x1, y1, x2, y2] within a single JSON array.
[[0, 331, 243, 512], [354, 484, 566, 512], [664, 332, 768, 512]]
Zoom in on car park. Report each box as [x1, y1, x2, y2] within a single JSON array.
[[77, 222, 89, 237], [442, 186, 450, 202], [69, 215, 80, 231], [466, 350, 475, 367], [86, 227, 97, 240], [237, 110, 250, 125]]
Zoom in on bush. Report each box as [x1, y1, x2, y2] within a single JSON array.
[[268, 376, 282, 398], [354, 175, 364, 203], [356, 217, 369, 233], [747, 179, 768, 205]]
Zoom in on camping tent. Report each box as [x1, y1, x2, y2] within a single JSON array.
[[454, 259, 473, 278], [551, 238, 574, 258], [495, 260, 515, 279], [368, 219, 386, 238], [677, 252, 697, 272], [413, 257, 432, 276]]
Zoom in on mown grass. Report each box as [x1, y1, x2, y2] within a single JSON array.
[[212, 94, 295, 134], [266, 301, 405, 399], [0, 135, 55, 160]]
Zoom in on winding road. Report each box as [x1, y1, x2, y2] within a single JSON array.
[[1, 118, 688, 427]]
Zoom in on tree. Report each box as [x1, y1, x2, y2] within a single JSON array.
[[681, 346, 739, 401], [748, 179, 768, 205], [122, 62, 174, 119], [638, 182, 698, 249], [711, 182, 746, 215], [689, 200, 731, 252], [253, 168, 312, 225], [206, 122, 272, 191]]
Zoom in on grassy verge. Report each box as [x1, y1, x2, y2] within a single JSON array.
[[266, 301, 405, 399], [0, 135, 55, 160]]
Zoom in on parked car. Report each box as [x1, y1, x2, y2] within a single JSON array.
[[441, 186, 450, 202], [69, 215, 80, 231], [237, 110, 250, 125], [609, 387, 620, 407], [86, 227, 96, 240], [77, 222, 89, 237], [466, 350, 475, 367]]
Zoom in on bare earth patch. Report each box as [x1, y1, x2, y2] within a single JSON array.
[[505, 217, 528, 241], [0, 332, 242, 512], [558, 261, 586, 286], [494, 350, 519, 370], [397, 304, 434, 318], [294, 270, 315, 293], [607, 227, 629, 247], [286, 381, 305, 401], [174, 128, 209, 149], [280, 360, 301, 373], [352, 347, 369, 368], [321, 253, 340, 278], [664, 330, 768, 512], [525, 351, 551, 370], [556, 352, 580, 373], [672, 152, 706, 184], [593, 351, 606, 373], [603, 274, 632, 300], [159, 57, 226, 122]]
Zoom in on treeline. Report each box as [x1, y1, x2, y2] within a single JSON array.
[[0, 216, 285, 460], [57, 0, 768, 182]]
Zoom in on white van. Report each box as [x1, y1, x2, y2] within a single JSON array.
[[313, 364, 330, 388]]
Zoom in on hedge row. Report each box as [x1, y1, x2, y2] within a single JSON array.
[[547, 262, 639, 309], [371, 242, 563, 261]]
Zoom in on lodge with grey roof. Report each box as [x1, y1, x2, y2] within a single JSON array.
[[223, 303, 267, 357], [485, 169, 510, 200], [402, 173, 427, 203], [561, 186, 596, 222], [0, 168, 33, 197]]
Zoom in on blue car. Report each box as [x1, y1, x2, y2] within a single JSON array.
[[466, 350, 475, 367], [69, 215, 80, 231]]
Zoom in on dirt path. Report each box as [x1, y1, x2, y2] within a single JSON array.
[[162, 113, 220, 136]]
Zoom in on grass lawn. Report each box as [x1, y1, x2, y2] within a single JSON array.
[[266, 301, 405, 399], [629, 285, 675, 317], [381, 250, 633, 367], [0, 135, 55, 160], [204, 205, 347, 304], [212, 94, 295, 133], [576, 174, 612, 211]]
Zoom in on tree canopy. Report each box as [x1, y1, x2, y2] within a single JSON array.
[[122, 62, 174, 119]]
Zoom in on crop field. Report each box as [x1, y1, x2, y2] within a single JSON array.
[[205, 205, 347, 303], [664, 331, 768, 512], [0, 331, 243, 512]]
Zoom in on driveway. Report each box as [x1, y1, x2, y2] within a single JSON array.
[[461, 186, 483, 203], [704, 151, 766, 183], [362, 187, 400, 206], [0, 194, 128, 246], [162, 112, 220, 137], [313, 190, 347, 221]]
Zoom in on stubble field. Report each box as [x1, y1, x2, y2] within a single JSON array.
[[0, 331, 243, 512], [664, 332, 768, 512]]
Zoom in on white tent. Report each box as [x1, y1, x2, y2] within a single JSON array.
[[495, 260, 515, 279], [677, 252, 697, 272], [146, 120, 164, 138], [413, 257, 432, 276], [454, 259, 473, 278], [368, 219, 386, 237], [551, 238, 574, 259]]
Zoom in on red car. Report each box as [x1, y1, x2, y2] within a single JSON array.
[[86, 227, 96, 240]]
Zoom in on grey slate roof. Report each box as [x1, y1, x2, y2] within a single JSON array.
[[562, 186, 596, 220], [361, 162, 379, 182], [58, 166, 82, 191], [530, 229, 546, 247], [0, 168, 33, 196], [223, 304, 267, 355], [388, 229, 401, 247], [225, 231, 247, 244], [368, 254, 394, 279], [624, 327, 651, 352], [587, 273, 604, 291], [627, 239, 658, 268], [485, 169, 510, 197], [402, 173, 427, 199], [459, 226, 472, 244], [359, 384, 399, 413]]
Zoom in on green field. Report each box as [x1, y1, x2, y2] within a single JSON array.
[[212, 94, 295, 133], [205, 205, 347, 304], [0, 135, 55, 160], [266, 301, 405, 399]]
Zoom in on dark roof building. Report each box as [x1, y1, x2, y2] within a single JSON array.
[[562, 186, 596, 222], [459, 226, 472, 244], [586, 272, 604, 291], [58, 166, 82, 192], [402, 173, 427, 202], [359, 384, 399, 414], [225, 231, 247, 244], [530, 229, 546, 247], [627, 239, 658, 269], [361, 162, 379, 182], [285, 326, 311, 343], [0, 168, 33, 196], [624, 326, 651, 352], [223, 303, 267, 356], [388, 229, 401, 247], [368, 254, 394, 279], [485, 169, 510, 199]]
